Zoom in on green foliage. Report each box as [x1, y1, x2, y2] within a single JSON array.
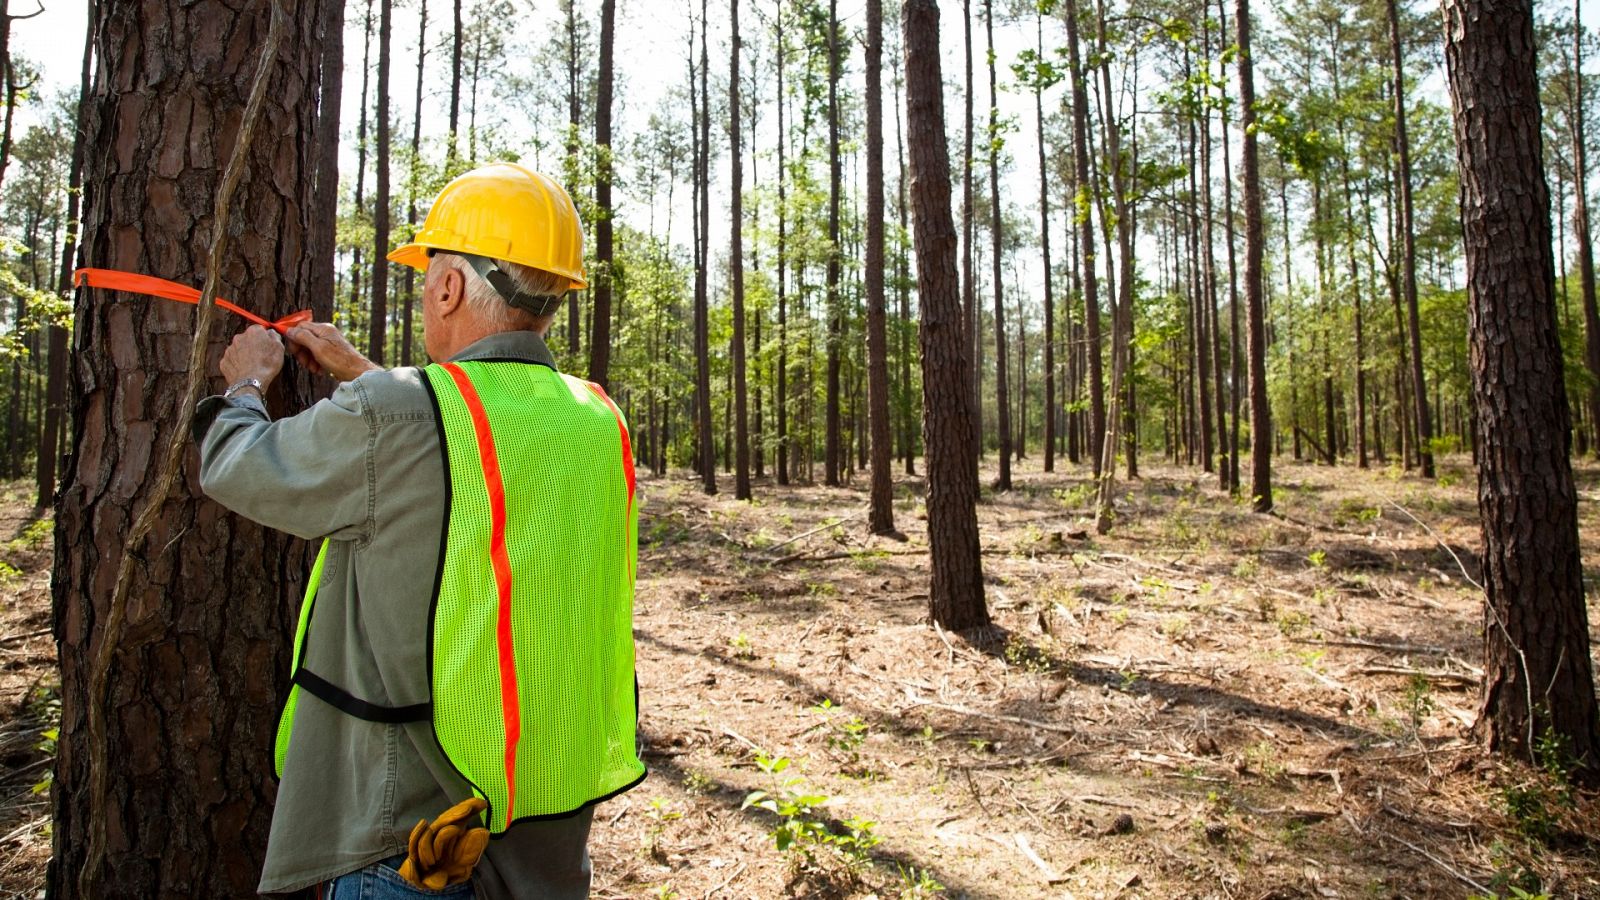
[[742, 751, 880, 870]]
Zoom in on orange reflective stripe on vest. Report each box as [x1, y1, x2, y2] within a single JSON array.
[[438, 362, 524, 829]]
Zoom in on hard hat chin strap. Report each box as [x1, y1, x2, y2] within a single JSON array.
[[433, 250, 565, 317]]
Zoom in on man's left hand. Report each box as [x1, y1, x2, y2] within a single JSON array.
[[220, 325, 285, 392]]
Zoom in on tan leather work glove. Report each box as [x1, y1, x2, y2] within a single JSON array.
[[397, 797, 491, 890]]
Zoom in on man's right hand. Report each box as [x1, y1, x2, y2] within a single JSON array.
[[285, 323, 383, 382]]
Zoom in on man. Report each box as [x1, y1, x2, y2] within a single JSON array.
[[196, 163, 645, 899]]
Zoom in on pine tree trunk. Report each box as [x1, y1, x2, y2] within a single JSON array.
[[1573, 0, 1600, 459], [1237, 0, 1271, 512], [985, 0, 1011, 491], [1442, 0, 1598, 772], [730, 0, 751, 500], [694, 0, 715, 494], [865, 0, 894, 532], [1036, 9, 1055, 475], [51, 0, 333, 893], [824, 0, 843, 487], [39, 0, 98, 509], [904, 0, 987, 632], [895, 46, 916, 477], [1063, 0, 1104, 478], [962, 0, 980, 463], [565, 2, 583, 357], [590, 0, 616, 388], [369, 0, 391, 364], [1218, 0, 1241, 493], [776, 9, 789, 486], [1389, 0, 1432, 478], [402, 0, 425, 366]]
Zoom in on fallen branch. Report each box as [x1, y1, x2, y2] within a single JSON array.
[[0, 628, 49, 646], [1355, 666, 1479, 687], [1383, 830, 1491, 895], [760, 509, 865, 556], [1292, 637, 1449, 656]]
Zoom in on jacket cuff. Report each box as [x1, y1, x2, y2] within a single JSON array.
[[192, 393, 270, 443]]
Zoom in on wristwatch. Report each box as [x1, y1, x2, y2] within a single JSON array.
[[223, 377, 264, 400]]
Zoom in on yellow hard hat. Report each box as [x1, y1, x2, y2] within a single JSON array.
[[387, 162, 589, 292]]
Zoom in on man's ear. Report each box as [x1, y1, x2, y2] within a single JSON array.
[[436, 264, 468, 318]]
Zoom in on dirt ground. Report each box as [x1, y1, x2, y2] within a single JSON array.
[[0, 455, 1597, 898]]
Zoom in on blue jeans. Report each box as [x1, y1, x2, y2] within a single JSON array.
[[321, 855, 476, 899]]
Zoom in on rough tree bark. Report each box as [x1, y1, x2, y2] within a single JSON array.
[[50, 0, 334, 894], [904, 0, 988, 631], [1442, 0, 1598, 771]]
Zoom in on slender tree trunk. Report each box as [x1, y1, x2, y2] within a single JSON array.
[[40, 0, 100, 508], [1092, 0, 1134, 532], [1194, 112, 1215, 476], [1573, 0, 1600, 458], [776, 8, 789, 486], [985, 0, 1011, 491], [589, 0, 616, 387], [824, 0, 843, 486], [694, 0, 715, 494], [448, 0, 462, 162], [1217, 0, 1241, 492], [369, 0, 391, 364], [895, 45, 916, 477], [401, 0, 425, 366], [865, 0, 895, 531], [565, 1, 584, 357], [1389, 0, 1433, 477], [963, 0, 980, 462], [1238, 0, 1271, 512], [1063, 0, 1104, 477], [52, 0, 332, 892], [1035, 12, 1056, 473], [730, 0, 751, 500], [904, 0, 987, 631], [348, 0, 374, 339], [1442, 0, 1598, 772]]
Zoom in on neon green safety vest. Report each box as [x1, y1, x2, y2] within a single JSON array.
[[275, 360, 645, 832]]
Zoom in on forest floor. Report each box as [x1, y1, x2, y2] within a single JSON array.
[[0, 456, 1597, 898]]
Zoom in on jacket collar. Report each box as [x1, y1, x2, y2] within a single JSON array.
[[445, 330, 560, 371]]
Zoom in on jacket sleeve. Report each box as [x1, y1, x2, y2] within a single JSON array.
[[195, 382, 372, 541]]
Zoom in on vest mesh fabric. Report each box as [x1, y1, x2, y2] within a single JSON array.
[[425, 360, 643, 830], [276, 539, 331, 778]]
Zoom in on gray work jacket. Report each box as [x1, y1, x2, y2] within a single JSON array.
[[196, 331, 597, 898]]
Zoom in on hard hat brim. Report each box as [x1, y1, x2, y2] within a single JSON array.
[[388, 243, 432, 272]]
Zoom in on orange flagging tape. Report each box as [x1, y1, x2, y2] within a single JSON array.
[[74, 268, 313, 334]]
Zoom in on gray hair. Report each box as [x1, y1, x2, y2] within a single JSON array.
[[432, 253, 567, 332]]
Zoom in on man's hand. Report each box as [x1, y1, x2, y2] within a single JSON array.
[[285, 322, 383, 382], [220, 325, 285, 392]]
